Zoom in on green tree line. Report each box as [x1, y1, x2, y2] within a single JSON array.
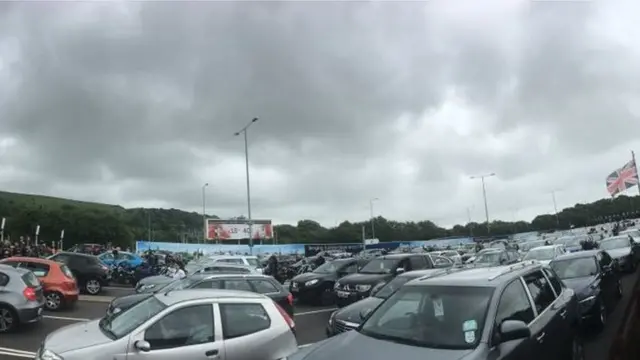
[[0, 190, 638, 247]]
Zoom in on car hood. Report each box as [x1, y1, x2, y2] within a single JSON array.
[[44, 319, 111, 355], [289, 329, 474, 360], [334, 297, 384, 323], [111, 293, 152, 311], [339, 273, 392, 285], [138, 275, 173, 286], [561, 276, 596, 299], [292, 272, 329, 283], [608, 248, 632, 258]]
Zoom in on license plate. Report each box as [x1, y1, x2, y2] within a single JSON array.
[[336, 291, 349, 298]]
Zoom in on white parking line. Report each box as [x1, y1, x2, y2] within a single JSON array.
[[295, 308, 336, 316], [44, 315, 90, 321], [0, 347, 36, 358]]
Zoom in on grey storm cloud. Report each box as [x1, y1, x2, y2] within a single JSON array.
[[0, 0, 638, 225]]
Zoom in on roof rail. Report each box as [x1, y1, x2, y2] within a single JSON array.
[[488, 260, 539, 281], [415, 267, 463, 281]]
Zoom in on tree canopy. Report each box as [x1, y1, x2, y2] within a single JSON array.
[[0, 190, 638, 247]]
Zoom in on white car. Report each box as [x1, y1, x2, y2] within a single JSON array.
[[522, 245, 566, 265], [206, 255, 263, 273]]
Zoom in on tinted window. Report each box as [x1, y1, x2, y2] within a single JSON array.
[[342, 264, 358, 274], [249, 280, 279, 294], [23, 262, 50, 277], [523, 270, 556, 314], [600, 252, 613, 267], [409, 256, 427, 269], [361, 285, 494, 349], [360, 259, 399, 274], [105, 296, 167, 339], [192, 280, 222, 289], [542, 268, 563, 296], [224, 279, 253, 292], [0, 260, 20, 267], [495, 280, 535, 325], [0, 272, 8, 286], [21, 272, 40, 287], [144, 304, 214, 350], [220, 303, 270, 339]]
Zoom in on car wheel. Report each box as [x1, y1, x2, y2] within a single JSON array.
[[617, 280, 623, 298], [85, 279, 102, 295], [570, 334, 585, 360], [0, 306, 17, 333], [45, 292, 63, 311], [595, 299, 607, 330]]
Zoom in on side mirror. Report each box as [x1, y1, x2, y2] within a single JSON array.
[[360, 308, 373, 320], [395, 268, 405, 274], [134, 340, 151, 352], [498, 320, 530, 344]]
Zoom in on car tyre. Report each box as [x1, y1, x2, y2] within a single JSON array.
[[616, 280, 623, 299], [0, 306, 17, 333], [594, 298, 607, 331], [45, 292, 63, 311], [85, 279, 102, 295], [569, 334, 585, 360]]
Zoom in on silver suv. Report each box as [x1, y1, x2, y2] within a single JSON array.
[[0, 264, 45, 333]]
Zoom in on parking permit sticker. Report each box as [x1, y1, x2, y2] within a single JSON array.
[[432, 298, 444, 317], [462, 320, 478, 332], [464, 331, 476, 343]]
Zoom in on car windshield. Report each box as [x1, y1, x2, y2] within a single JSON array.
[[520, 241, 545, 252], [360, 285, 493, 349], [359, 258, 399, 274], [600, 238, 630, 250], [374, 276, 414, 299], [550, 257, 598, 279], [523, 248, 555, 261], [558, 237, 583, 247], [99, 296, 167, 339], [314, 261, 341, 274], [474, 252, 501, 264]]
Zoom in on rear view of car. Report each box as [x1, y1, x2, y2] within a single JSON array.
[[0, 264, 45, 333]]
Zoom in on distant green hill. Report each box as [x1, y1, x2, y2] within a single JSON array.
[[0, 191, 209, 247]]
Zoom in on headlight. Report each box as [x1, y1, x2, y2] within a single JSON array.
[[142, 284, 155, 290], [355, 284, 371, 292], [39, 349, 63, 360], [334, 282, 340, 290], [305, 279, 319, 286]]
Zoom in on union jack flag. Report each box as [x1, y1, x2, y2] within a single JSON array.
[[606, 160, 639, 196]]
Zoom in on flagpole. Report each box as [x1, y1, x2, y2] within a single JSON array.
[[633, 150, 639, 195]]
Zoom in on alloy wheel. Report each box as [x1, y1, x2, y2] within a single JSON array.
[[598, 302, 607, 326], [46, 293, 62, 310], [86, 280, 101, 295], [572, 335, 585, 360], [0, 308, 15, 333]]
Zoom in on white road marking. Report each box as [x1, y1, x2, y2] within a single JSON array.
[[44, 315, 90, 321], [295, 308, 336, 316]]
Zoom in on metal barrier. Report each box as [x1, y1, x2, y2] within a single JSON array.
[[609, 271, 640, 360]]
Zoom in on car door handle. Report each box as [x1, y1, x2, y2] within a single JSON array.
[[205, 349, 219, 356], [560, 309, 567, 319], [536, 332, 545, 342]]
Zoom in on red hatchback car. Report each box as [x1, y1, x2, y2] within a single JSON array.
[[0, 256, 79, 310]]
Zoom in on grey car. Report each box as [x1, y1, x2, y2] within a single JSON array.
[[0, 264, 46, 333], [290, 261, 583, 360], [36, 289, 298, 360], [135, 264, 256, 293], [598, 236, 639, 272]]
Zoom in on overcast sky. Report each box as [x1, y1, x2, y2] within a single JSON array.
[[0, 0, 639, 228]]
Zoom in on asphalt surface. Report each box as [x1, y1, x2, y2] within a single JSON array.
[[1, 271, 639, 359]]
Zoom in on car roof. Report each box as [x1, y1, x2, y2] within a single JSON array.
[[54, 251, 97, 258], [380, 253, 420, 260], [190, 273, 273, 281], [405, 261, 543, 287], [0, 263, 29, 275], [529, 245, 560, 250], [156, 289, 264, 305], [2, 256, 60, 266], [552, 250, 599, 261], [398, 268, 451, 279]]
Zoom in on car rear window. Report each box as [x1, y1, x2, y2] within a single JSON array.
[[21, 272, 40, 287], [60, 265, 74, 279]]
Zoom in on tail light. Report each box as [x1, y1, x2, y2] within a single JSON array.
[[275, 302, 295, 331], [23, 287, 37, 301], [287, 293, 293, 306]]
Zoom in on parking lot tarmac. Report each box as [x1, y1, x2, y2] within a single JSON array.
[[1, 270, 638, 359]]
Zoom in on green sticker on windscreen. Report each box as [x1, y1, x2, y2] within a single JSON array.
[[462, 320, 478, 332]]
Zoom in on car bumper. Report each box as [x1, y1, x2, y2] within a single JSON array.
[[290, 286, 324, 302], [61, 290, 79, 305], [16, 302, 44, 324], [334, 290, 368, 307], [326, 319, 359, 337]]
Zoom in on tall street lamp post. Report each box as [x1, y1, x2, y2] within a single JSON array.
[[369, 198, 379, 240], [234, 117, 259, 253], [470, 173, 495, 234], [202, 183, 208, 244]]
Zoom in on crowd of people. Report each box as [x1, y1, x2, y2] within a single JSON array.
[[0, 237, 54, 259]]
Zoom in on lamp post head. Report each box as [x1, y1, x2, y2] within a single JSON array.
[[252, 117, 258, 123]]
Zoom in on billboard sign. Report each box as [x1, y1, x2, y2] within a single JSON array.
[[206, 219, 273, 241]]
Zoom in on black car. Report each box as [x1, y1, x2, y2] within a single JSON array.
[[550, 250, 622, 330], [334, 253, 446, 307], [326, 268, 451, 337], [470, 248, 520, 267], [108, 273, 295, 317], [290, 261, 583, 360], [597, 235, 640, 272], [48, 252, 110, 295], [290, 258, 366, 305]]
